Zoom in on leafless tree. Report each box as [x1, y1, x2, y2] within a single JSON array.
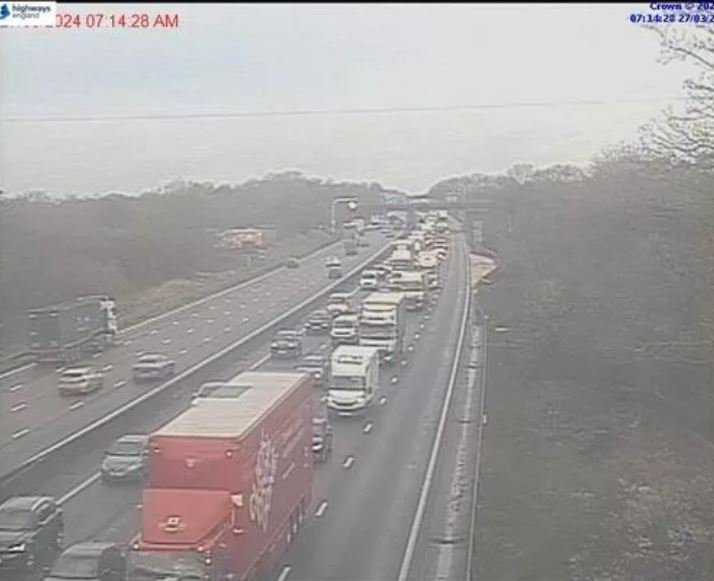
[[642, 25, 714, 169]]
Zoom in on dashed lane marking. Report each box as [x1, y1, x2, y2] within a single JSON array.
[[315, 501, 329, 518], [342, 456, 355, 469]]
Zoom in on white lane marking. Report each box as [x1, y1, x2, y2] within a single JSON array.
[[224, 326, 231, 333], [69, 401, 85, 411], [407, 345, 415, 352], [114, 381, 126, 389], [209, 305, 216, 311], [248, 354, 271, 370], [203, 337, 212, 343], [224, 311, 231, 316], [58, 472, 100, 505], [379, 395, 388, 406], [419, 323, 425, 329], [150, 329, 158, 335], [192, 312, 199, 317], [483, 413, 488, 426], [102, 365, 113, 372], [9, 384, 23, 392], [92, 353, 101, 359], [180, 348, 188, 355], [162, 339, 171, 345], [0, 363, 34, 381], [207, 319, 215, 324], [276, 566, 291, 581], [135, 351, 144, 357], [401, 360, 408, 366], [124, 340, 132, 346], [342, 456, 355, 469], [391, 376, 398, 384], [315, 501, 328, 518], [12, 428, 30, 439], [318, 344, 327, 351], [173, 321, 179, 326], [56, 367, 66, 373], [242, 317, 249, 322], [240, 304, 246, 309], [414, 333, 421, 340], [187, 328, 194, 334], [363, 421, 373, 434], [11, 402, 27, 412]]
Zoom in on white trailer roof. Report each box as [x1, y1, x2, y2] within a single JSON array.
[[155, 372, 308, 439], [363, 292, 405, 306], [331, 346, 379, 374]]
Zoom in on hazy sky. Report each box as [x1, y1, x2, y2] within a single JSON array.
[[0, 3, 696, 196]]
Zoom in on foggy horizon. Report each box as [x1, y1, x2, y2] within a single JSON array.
[[1, 3, 695, 197]]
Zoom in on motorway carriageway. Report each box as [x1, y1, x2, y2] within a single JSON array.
[[0, 232, 387, 476], [12, 234, 484, 581]]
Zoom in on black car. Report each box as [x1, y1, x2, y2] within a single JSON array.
[[304, 309, 331, 334], [295, 354, 329, 388], [45, 542, 125, 581], [0, 496, 63, 576], [270, 329, 303, 358], [312, 416, 334, 463], [101, 435, 149, 483]]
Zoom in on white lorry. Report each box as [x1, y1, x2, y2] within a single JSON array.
[[359, 292, 406, 364], [327, 346, 380, 416], [387, 248, 415, 272], [399, 271, 427, 311]]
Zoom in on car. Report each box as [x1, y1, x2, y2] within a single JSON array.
[[270, 329, 303, 358], [0, 496, 63, 576], [132, 353, 176, 382], [304, 309, 331, 334], [312, 416, 334, 463], [325, 256, 342, 268], [45, 542, 126, 581], [426, 271, 440, 290], [326, 292, 352, 318], [359, 270, 380, 290], [101, 435, 149, 483], [286, 257, 300, 268], [58, 367, 104, 396], [435, 248, 448, 261], [295, 354, 329, 388]]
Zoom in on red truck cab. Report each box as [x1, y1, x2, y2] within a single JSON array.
[[128, 372, 314, 581]]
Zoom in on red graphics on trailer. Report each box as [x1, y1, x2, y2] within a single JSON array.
[[128, 372, 315, 581]]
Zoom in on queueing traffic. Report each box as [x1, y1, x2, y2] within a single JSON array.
[[0, 211, 451, 581]]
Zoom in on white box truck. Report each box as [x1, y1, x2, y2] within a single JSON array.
[[359, 292, 406, 364], [327, 346, 380, 416], [399, 271, 427, 311]]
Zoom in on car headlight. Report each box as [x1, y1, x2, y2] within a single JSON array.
[[6, 542, 26, 553]]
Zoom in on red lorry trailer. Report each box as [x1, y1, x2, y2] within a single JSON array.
[[127, 372, 315, 581]]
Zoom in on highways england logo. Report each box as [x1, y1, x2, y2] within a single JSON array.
[[0, 1, 56, 26], [249, 431, 279, 533]]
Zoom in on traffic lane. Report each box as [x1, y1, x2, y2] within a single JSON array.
[[0, 240, 386, 464], [276, 242, 465, 581], [0, 231, 381, 397], [407, 322, 481, 581]]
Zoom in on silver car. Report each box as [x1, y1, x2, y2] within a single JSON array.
[[58, 367, 104, 396]]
